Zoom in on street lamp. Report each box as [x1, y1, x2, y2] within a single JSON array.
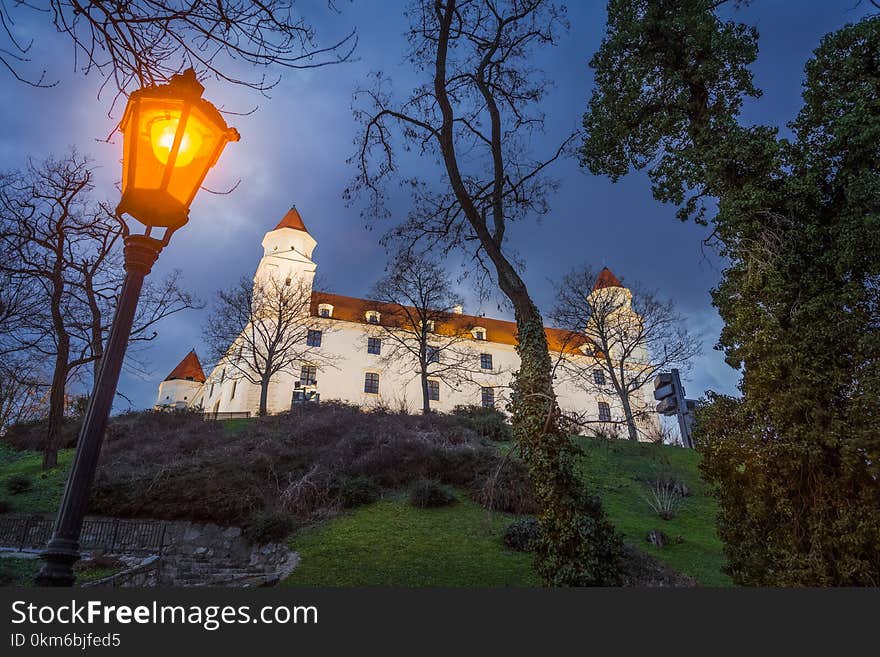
[[36, 69, 239, 586]]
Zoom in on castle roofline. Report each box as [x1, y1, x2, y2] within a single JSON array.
[[273, 206, 308, 233], [164, 350, 206, 383], [593, 267, 623, 291], [310, 290, 598, 356]]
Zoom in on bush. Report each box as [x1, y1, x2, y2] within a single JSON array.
[[243, 511, 296, 545], [452, 405, 512, 442], [6, 475, 32, 496], [87, 404, 532, 530], [409, 479, 456, 508], [339, 476, 380, 509], [503, 517, 541, 552], [643, 478, 683, 520], [0, 499, 10, 513], [471, 459, 538, 514], [2, 417, 80, 451]]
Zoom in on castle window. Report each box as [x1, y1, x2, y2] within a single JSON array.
[[593, 370, 606, 386], [364, 372, 380, 394], [366, 310, 381, 324], [300, 364, 317, 385], [481, 387, 495, 408], [209, 382, 215, 398], [480, 353, 493, 370], [426, 345, 440, 364], [472, 327, 486, 341], [230, 380, 238, 400], [598, 401, 611, 422], [318, 303, 334, 318], [422, 319, 435, 332], [285, 277, 291, 286], [368, 337, 381, 355], [427, 379, 440, 401], [307, 329, 322, 347]]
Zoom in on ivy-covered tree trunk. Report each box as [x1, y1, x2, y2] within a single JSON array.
[[500, 265, 622, 585]]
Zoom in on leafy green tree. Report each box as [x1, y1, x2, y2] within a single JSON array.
[[583, 1, 880, 585]]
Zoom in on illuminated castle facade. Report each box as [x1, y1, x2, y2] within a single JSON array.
[[156, 208, 660, 439]]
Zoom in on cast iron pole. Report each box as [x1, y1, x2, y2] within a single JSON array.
[[36, 234, 164, 586]]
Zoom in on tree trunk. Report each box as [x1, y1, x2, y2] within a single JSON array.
[[43, 348, 68, 470], [258, 375, 270, 416], [495, 262, 621, 585], [620, 391, 639, 442], [420, 365, 431, 414]]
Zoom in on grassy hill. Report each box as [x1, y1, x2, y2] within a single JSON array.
[[0, 411, 730, 587], [284, 437, 730, 587]]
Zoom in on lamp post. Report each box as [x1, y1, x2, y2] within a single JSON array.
[[36, 69, 239, 586]]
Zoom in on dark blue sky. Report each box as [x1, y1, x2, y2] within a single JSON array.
[[0, 1, 873, 412]]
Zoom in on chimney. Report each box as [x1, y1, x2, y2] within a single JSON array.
[[452, 304, 463, 315]]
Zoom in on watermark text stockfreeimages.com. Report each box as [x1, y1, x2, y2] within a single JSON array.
[[10, 599, 317, 632]]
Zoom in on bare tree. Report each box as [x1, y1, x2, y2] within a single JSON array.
[[0, 152, 201, 468], [349, 0, 622, 585], [552, 266, 700, 442], [0, 359, 50, 436], [367, 253, 480, 414], [0, 1, 356, 97], [202, 275, 334, 416]]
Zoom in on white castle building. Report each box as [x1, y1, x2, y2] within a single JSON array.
[[156, 207, 659, 439]]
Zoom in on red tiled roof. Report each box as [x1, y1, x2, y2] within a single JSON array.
[[310, 291, 592, 355], [274, 206, 308, 232], [165, 350, 206, 383], [593, 267, 623, 291]]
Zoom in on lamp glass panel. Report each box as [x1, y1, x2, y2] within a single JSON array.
[[165, 105, 223, 205], [131, 98, 187, 191]]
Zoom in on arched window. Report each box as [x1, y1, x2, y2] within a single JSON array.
[[365, 310, 381, 324], [318, 303, 334, 318]]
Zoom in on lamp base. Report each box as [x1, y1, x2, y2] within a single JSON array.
[[35, 537, 80, 587]]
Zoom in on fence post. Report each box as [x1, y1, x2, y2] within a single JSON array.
[[158, 524, 167, 557], [18, 516, 34, 551], [110, 519, 120, 553]]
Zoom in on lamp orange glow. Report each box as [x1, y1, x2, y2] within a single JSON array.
[[116, 69, 239, 232]]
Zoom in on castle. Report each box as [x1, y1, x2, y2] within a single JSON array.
[[156, 207, 659, 439]]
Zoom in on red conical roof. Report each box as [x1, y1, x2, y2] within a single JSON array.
[[164, 350, 206, 383], [593, 267, 623, 291], [274, 206, 308, 232]]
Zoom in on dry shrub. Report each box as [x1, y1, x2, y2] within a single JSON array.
[[472, 458, 538, 514], [88, 402, 535, 528], [3, 417, 81, 451]]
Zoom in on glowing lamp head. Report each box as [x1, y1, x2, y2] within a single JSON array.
[[117, 69, 239, 231]]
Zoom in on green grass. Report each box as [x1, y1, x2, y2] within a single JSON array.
[[574, 436, 731, 586], [0, 429, 729, 586], [0, 556, 41, 586], [220, 418, 253, 436], [284, 494, 540, 587], [0, 444, 73, 514]]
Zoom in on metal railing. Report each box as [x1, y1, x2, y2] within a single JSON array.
[[203, 411, 251, 421], [0, 515, 167, 555]]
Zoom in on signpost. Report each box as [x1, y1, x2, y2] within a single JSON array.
[[653, 369, 696, 448]]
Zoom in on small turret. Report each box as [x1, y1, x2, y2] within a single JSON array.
[[155, 350, 206, 410], [255, 206, 318, 286]]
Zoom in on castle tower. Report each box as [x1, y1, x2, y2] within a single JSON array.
[[254, 206, 318, 288], [155, 350, 206, 410], [587, 267, 647, 363]]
